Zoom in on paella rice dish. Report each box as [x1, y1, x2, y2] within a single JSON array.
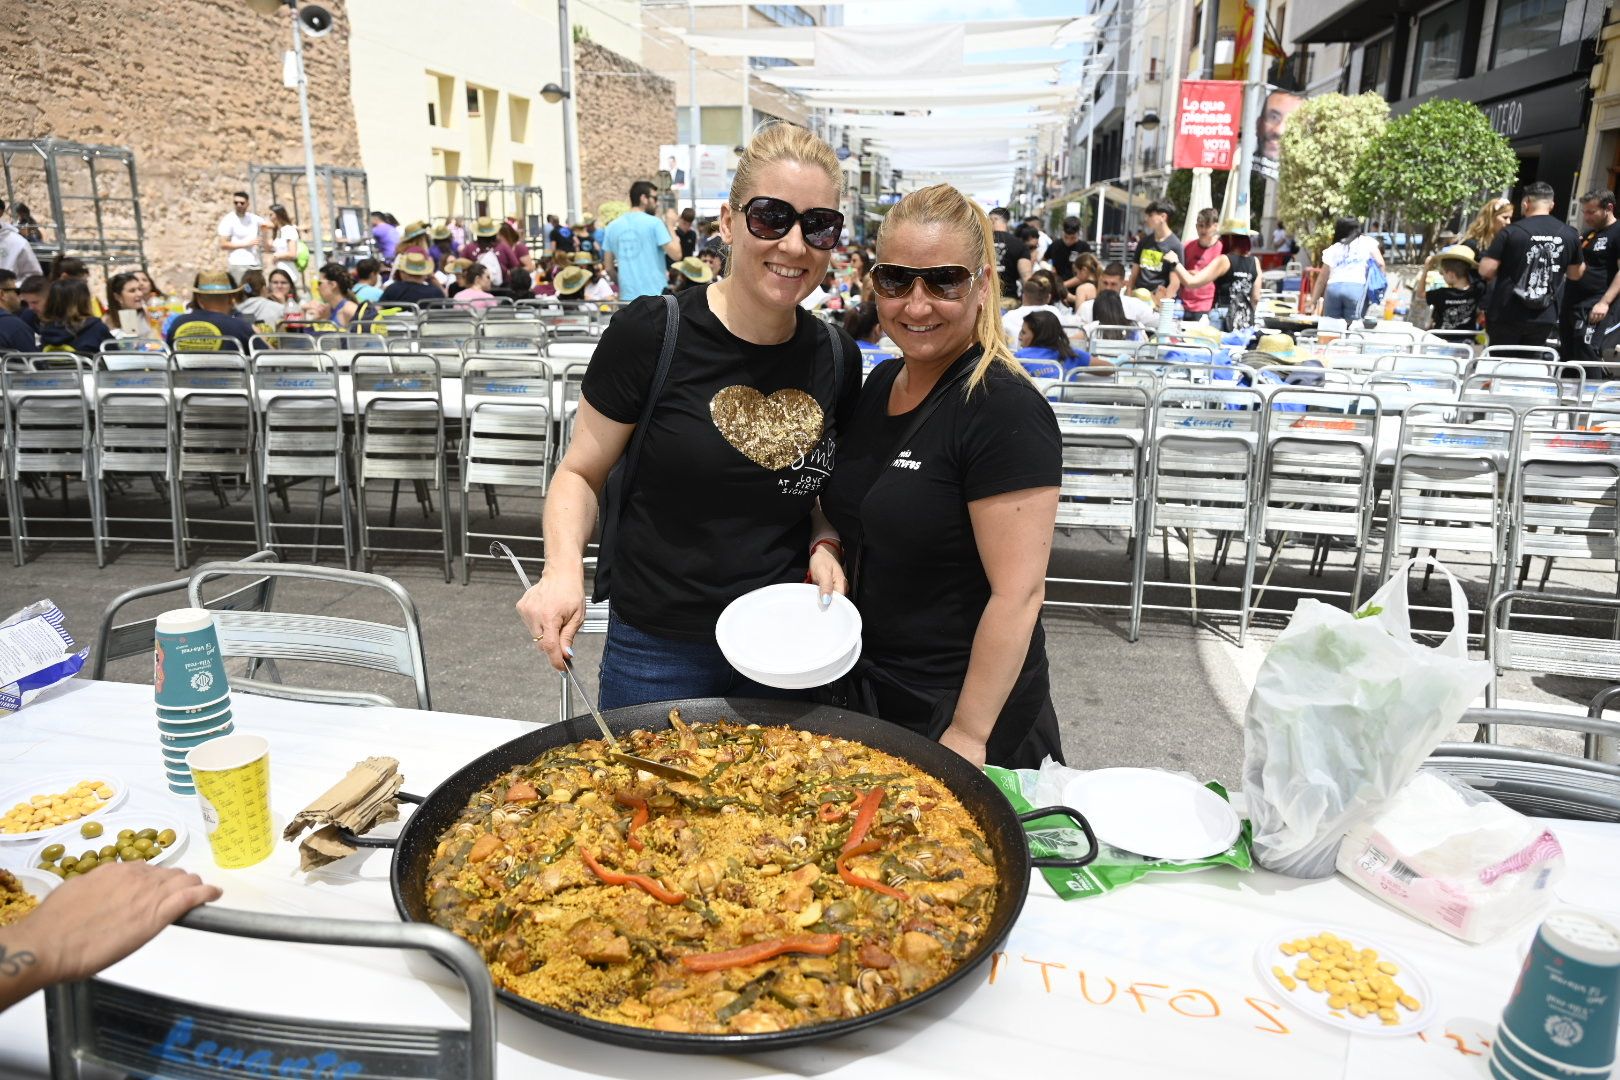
[[425, 712, 1000, 1034], [0, 870, 39, 926]]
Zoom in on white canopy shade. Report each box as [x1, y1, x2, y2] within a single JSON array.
[[669, 16, 1096, 61], [826, 110, 1063, 131], [799, 87, 1078, 108], [755, 60, 1064, 90]]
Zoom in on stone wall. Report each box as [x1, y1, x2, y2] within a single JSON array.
[[575, 37, 676, 221], [0, 0, 361, 292]]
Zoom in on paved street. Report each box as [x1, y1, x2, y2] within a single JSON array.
[[5, 476, 1609, 789]]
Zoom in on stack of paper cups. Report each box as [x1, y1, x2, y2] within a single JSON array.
[[153, 608, 234, 795], [1490, 911, 1620, 1080]]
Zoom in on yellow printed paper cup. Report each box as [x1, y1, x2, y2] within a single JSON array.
[[186, 734, 274, 869]]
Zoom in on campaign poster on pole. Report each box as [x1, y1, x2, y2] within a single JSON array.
[[1174, 80, 1245, 171], [658, 145, 732, 204], [1253, 89, 1304, 181]]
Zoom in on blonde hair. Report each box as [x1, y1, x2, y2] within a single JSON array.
[[877, 183, 1027, 394], [727, 121, 842, 209], [1463, 197, 1512, 248]]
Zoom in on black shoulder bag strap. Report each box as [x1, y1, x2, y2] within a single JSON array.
[[592, 294, 680, 602], [821, 319, 845, 399]]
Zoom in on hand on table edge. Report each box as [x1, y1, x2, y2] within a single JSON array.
[[0, 861, 221, 1013]]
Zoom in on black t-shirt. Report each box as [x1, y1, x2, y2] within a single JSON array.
[[1216, 253, 1260, 331], [578, 230, 598, 257], [1484, 214, 1583, 326], [821, 350, 1061, 700], [993, 230, 1029, 298], [550, 225, 578, 254], [1047, 235, 1090, 283], [164, 309, 254, 352], [380, 280, 444, 305], [1427, 282, 1485, 331], [679, 226, 697, 260], [582, 286, 861, 639], [1134, 232, 1185, 293], [1570, 220, 1620, 305]]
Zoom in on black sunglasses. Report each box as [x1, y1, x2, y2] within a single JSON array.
[[869, 262, 981, 301], [741, 196, 844, 251]]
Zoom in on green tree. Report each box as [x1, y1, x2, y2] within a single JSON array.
[[1349, 98, 1518, 259], [1277, 92, 1390, 257]]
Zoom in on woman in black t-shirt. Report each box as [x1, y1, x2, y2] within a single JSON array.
[[517, 122, 860, 708], [1165, 228, 1263, 333], [820, 185, 1064, 769]]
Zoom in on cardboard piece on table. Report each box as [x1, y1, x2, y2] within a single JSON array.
[[284, 756, 404, 869]]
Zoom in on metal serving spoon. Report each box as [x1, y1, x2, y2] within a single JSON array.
[[492, 542, 703, 783]]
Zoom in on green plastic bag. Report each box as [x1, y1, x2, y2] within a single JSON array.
[[984, 765, 1254, 901]]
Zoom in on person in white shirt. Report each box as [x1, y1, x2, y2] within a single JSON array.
[[1000, 277, 1070, 342], [1022, 215, 1053, 264], [0, 199, 42, 277], [1075, 261, 1156, 329], [267, 204, 301, 283], [218, 191, 266, 284]]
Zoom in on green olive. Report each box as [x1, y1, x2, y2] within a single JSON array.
[[79, 820, 103, 839], [40, 864, 65, 878], [63, 868, 83, 878], [156, 829, 177, 848], [77, 854, 99, 872], [119, 845, 141, 862], [80, 850, 99, 864], [58, 855, 79, 871], [40, 843, 64, 863], [97, 844, 118, 860], [116, 829, 135, 843], [135, 828, 159, 842], [133, 838, 156, 854]]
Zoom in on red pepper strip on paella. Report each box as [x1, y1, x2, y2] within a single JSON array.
[[843, 787, 885, 852], [837, 839, 909, 901], [579, 847, 686, 905], [679, 934, 844, 973], [614, 792, 650, 851]]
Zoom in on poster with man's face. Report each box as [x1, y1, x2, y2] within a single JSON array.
[[1254, 88, 1304, 180]]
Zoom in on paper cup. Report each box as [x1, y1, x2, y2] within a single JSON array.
[[1498, 912, 1620, 1076], [159, 721, 234, 749], [186, 734, 273, 869], [158, 708, 233, 736], [153, 609, 230, 710]]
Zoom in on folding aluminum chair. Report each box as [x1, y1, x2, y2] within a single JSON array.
[[1429, 707, 1620, 820], [476, 309, 547, 342], [557, 360, 591, 461], [1379, 400, 1518, 635], [353, 353, 452, 582], [1373, 353, 1463, 379], [251, 352, 353, 567], [3, 356, 96, 565], [1482, 343, 1561, 365], [46, 906, 494, 1080], [1087, 324, 1144, 362], [248, 332, 317, 354], [1461, 372, 1577, 412], [417, 308, 479, 340], [1140, 384, 1265, 642], [90, 352, 180, 568], [91, 549, 278, 678], [459, 356, 554, 584], [1508, 405, 1619, 594], [188, 559, 432, 708], [1483, 590, 1620, 714], [1251, 387, 1382, 617], [1042, 383, 1152, 640], [173, 351, 263, 565]]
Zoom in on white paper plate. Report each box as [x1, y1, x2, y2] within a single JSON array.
[[1061, 767, 1240, 861], [0, 772, 130, 843], [2, 866, 60, 905], [716, 583, 862, 687], [24, 810, 189, 872], [1253, 926, 1437, 1039]]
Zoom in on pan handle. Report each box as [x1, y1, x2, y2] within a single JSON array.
[[333, 791, 423, 850], [1018, 805, 1099, 869]]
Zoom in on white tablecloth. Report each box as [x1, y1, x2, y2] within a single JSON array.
[[3, 679, 1618, 1078]]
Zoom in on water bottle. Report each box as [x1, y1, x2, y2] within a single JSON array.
[[1156, 298, 1177, 338]]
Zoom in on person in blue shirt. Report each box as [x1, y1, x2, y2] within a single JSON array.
[[602, 181, 683, 302], [1015, 310, 1105, 377]]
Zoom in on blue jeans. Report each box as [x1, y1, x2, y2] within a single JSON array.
[[1322, 281, 1367, 321], [597, 610, 805, 711]]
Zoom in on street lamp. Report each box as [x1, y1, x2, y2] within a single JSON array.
[[539, 0, 583, 223], [247, 0, 329, 269]]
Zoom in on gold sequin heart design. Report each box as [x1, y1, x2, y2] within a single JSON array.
[[709, 385, 825, 471]]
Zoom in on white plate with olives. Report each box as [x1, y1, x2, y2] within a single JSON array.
[[27, 811, 188, 878]]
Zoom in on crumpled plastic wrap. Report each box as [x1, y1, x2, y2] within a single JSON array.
[[0, 600, 86, 714]]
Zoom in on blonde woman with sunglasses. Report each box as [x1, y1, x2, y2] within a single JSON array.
[[518, 122, 860, 708], [819, 185, 1065, 769]]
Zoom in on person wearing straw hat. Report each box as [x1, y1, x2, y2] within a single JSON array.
[[396, 220, 431, 258], [427, 223, 456, 271], [517, 121, 859, 709], [165, 270, 254, 352], [380, 251, 444, 304], [1424, 244, 1485, 332], [669, 255, 713, 292], [462, 217, 506, 288], [553, 264, 590, 300]]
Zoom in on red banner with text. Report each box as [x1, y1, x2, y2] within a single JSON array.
[[1174, 80, 1245, 170]]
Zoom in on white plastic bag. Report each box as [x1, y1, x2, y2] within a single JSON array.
[[1337, 769, 1565, 942], [1241, 558, 1493, 877]]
